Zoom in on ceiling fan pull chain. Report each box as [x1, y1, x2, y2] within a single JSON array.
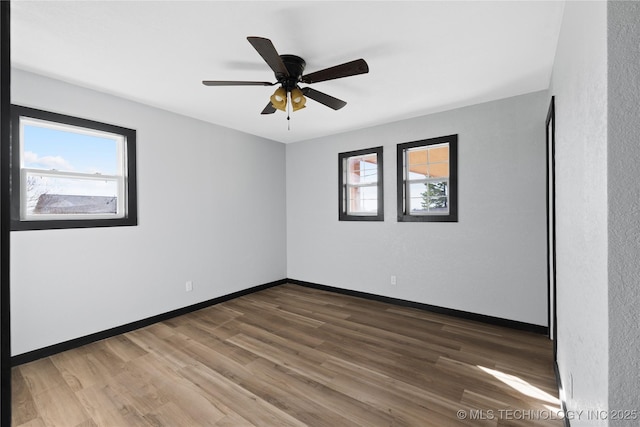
[[287, 91, 291, 131]]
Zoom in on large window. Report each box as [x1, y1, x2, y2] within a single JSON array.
[[339, 146, 383, 221], [397, 135, 457, 222], [11, 105, 137, 230]]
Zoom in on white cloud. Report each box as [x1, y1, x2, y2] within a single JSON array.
[[24, 151, 74, 171]]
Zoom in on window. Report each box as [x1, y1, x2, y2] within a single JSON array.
[[339, 146, 383, 221], [397, 134, 457, 222], [11, 105, 137, 230]]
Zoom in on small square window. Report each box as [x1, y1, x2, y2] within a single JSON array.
[[397, 135, 458, 222], [339, 146, 383, 221], [11, 105, 137, 230]]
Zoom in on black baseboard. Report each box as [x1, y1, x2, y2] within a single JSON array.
[[288, 278, 549, 335], [11, 279, 287, 366]]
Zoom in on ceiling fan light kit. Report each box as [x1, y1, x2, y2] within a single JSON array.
[[270, 87, 287, 111], [290, 87, 306, 111], [202, 36, 369, 125]]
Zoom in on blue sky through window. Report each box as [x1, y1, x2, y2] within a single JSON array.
[[23, 124, 119, 175]]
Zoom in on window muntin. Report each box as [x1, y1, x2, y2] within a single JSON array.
[[397, 135, 457, 222], [11, 105, 137, 230], [339, 147, 383, 221]]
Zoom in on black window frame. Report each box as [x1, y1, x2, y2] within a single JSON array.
[[10, 105, 138, 231], [338, 146, 384, 222], [397, 134, 458, 223]]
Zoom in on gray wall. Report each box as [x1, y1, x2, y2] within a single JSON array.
[[286, 90, 549, 326], [550, 2, 640, 423], [10, 69, 287, 356], [549, 0, 609, 421], [608, 1, 640, 423]]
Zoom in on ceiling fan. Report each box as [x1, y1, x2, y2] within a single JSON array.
[[203, 37, 369, 116]]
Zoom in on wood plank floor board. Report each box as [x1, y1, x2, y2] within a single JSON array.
[[232, 323, 329, 367], [175, 323, 262, 367], [49, 350, 115, 392], [314, 338, 462, 399], [12, 419, 47, 427], [18, 358, 67, 396], [75, 384, 149, 427], [265, 287, 350, 308], [33, 382, 92, 427], [319, 310, 463, 353], [434, 356, 556, 412], [266, 323, 327, 349], [102, 335, 149, 363], [321, 356, 455, 410], [313, 321, 448, 365], [10, 368, 39, 426], [179, 363, 307, 427], [106, 371, 166, 416], [117, 354, 235, 426], [12, 283, 561, 426], [226, 333, 335, 386], [270, 300, 353, 322], [247, 357, 400, 427], [240, 360, 364, 427], [124, 328, 199, 371]]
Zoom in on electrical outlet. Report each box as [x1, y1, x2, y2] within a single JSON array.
[[390, 275, 397, 286], [186, 281, 193, 292]]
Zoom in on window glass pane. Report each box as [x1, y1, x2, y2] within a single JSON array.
[[427, 145, 449, 178], [408, 182, 427, 213], [407, 148, 428, 178], [408, 181, 449, 214], [408, 168, 426, 180], [25, 172, 120, 216], [347, 153, 378, 184], [428, 145, 449, 163], [426, 196, 448, 211], [23, 121, 119, 175], [428, 162, 449, 178], [407, 144, 449, 179], [348, 185, 378, 214], [408, 147, 428, 167]]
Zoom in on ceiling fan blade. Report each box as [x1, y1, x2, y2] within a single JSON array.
[[301, 59, 369, 84], [202, 80, 274, 86], [302, 87, 347, 110], [247, 36, 290, 77], [261, 102, 277, 115]]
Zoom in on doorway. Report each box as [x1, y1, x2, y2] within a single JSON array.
[[546, 96, 557, 356]]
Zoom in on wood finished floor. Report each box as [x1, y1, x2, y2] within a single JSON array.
[[12, 284, 562, 426]]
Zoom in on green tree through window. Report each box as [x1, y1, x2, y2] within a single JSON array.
[[421, 181, 448, 210]]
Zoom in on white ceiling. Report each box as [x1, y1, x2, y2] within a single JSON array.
[[11, 1, 565, 144]]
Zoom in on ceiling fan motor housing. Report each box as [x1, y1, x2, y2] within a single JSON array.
[[278, 54, 306, 90]]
